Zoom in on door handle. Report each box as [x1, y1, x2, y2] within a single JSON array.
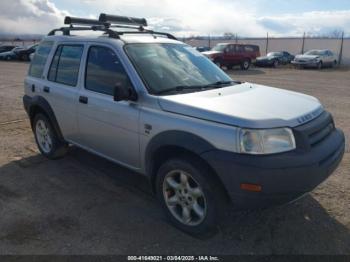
[[79, 96, 88, 104], [43, 86, 50, 93]]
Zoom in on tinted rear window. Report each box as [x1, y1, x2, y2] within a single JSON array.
[[48, 45, 83, 86], [28, 41, 53, 78]]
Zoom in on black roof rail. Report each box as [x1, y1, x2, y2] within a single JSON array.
[[47, 14, 177, 40]]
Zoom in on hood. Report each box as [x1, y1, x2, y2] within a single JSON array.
[[158, 83, 323, 128], [202, 50, 222, 57], [0, 51, 14, 56], [295, 54, 319, 60]]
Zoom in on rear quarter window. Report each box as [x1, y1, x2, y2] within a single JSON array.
[[28, 41, 54, 78]]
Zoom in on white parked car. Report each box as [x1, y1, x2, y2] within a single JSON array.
[[292, 49, 337, 69]]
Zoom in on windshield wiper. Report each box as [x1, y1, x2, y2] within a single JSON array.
[[156, 80, 238, 95]]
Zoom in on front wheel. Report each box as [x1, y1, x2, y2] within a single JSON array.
[[273, 60, 279, 68], [214, 59, 223, 68], [156, 157, 224, 236], [33, 113, 68, 159], [317, 61, 323, 69], [240, 59, 250, 70]]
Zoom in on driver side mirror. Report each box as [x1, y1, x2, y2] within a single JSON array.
[[113, 84, 137, 102]]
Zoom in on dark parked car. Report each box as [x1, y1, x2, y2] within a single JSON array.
[[0, 47, 24, 60], [195, 46, 210, 52], [0, 45, 17, 54], [15, 44, 38, 61], [255, 51, 294, 67], [202, 43, 260, 70]]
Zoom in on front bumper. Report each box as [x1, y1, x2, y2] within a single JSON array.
[[201, 127, 345, 210], [291, 60, 319, 67], [255, 60, 274, 66]]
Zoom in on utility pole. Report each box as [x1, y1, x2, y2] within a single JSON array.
[[265, 32, 269, 55], [301, 32, 306, 54], [235, 34, 238, 44], [338, 31, 344, 66]]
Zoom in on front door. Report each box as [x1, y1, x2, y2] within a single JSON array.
[[77, 44, 140, 169]]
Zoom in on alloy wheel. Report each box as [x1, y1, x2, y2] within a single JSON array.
[[35, 119, 53, 153], [163, 170, 207, 226]]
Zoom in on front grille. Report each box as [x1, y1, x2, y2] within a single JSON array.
[[308, 122, 334, 146], [293, 111, 334, 150]]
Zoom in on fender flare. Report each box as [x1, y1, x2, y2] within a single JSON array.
[[23, 95, 64, 141], [144, 130, 215, 177]]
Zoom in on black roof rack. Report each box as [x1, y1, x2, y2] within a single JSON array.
[[99, 13, 147, 27], [47, 14, 177, 40]]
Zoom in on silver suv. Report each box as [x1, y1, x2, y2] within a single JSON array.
[[23, 14, 345, 236]]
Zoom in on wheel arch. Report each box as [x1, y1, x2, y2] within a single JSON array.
[[145, 131, 231, 202], [24, 95, 64, 141]]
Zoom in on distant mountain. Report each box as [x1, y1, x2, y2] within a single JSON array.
[[0, 33, 44, 41]]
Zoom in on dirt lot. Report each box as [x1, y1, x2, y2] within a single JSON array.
[[0, 62, 349, 255]]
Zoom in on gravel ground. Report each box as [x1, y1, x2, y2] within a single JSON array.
[[0, 62, 349, 255]]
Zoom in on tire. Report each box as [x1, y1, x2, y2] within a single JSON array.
[[21, 54, 29, 61], [273, 60, 279, 68], [317, 61, 323, 70], [156, 157, 226, 237], [33, 113, 68, 159], [240, 59, 250, 70], [5, 56, 11, 61]]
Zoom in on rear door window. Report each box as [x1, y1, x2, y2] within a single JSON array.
[[28, 41, 54, 78], [48, 45, 83, 86]]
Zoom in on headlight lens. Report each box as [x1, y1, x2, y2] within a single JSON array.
[[239, 128, 296, 154]]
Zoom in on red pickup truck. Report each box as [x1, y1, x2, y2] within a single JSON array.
[[202, 43, 260, 70]]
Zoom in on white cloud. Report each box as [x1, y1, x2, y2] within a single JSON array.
[[0, 0, 349, 37], [258, 11, 350, 37], [0, 0, 68, 35]]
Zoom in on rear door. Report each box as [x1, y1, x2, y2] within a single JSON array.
[[77, 44, 140, 169], [43, 43, 84, 141]]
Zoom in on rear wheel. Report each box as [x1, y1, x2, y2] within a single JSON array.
[[240, 59, 250, 70], [33, 113, 68, 159], [156, 157, 224, 236]]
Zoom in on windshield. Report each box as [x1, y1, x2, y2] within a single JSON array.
[[125, 43, 232, 95], [211, 44, 227, 52], [267, 52, 282, 57], [305, 50, 324, 55]]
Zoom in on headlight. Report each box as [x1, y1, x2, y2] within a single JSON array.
[[239, 128, 296, 154]]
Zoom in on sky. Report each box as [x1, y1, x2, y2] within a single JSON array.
[[0, 0, 349, 37]]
